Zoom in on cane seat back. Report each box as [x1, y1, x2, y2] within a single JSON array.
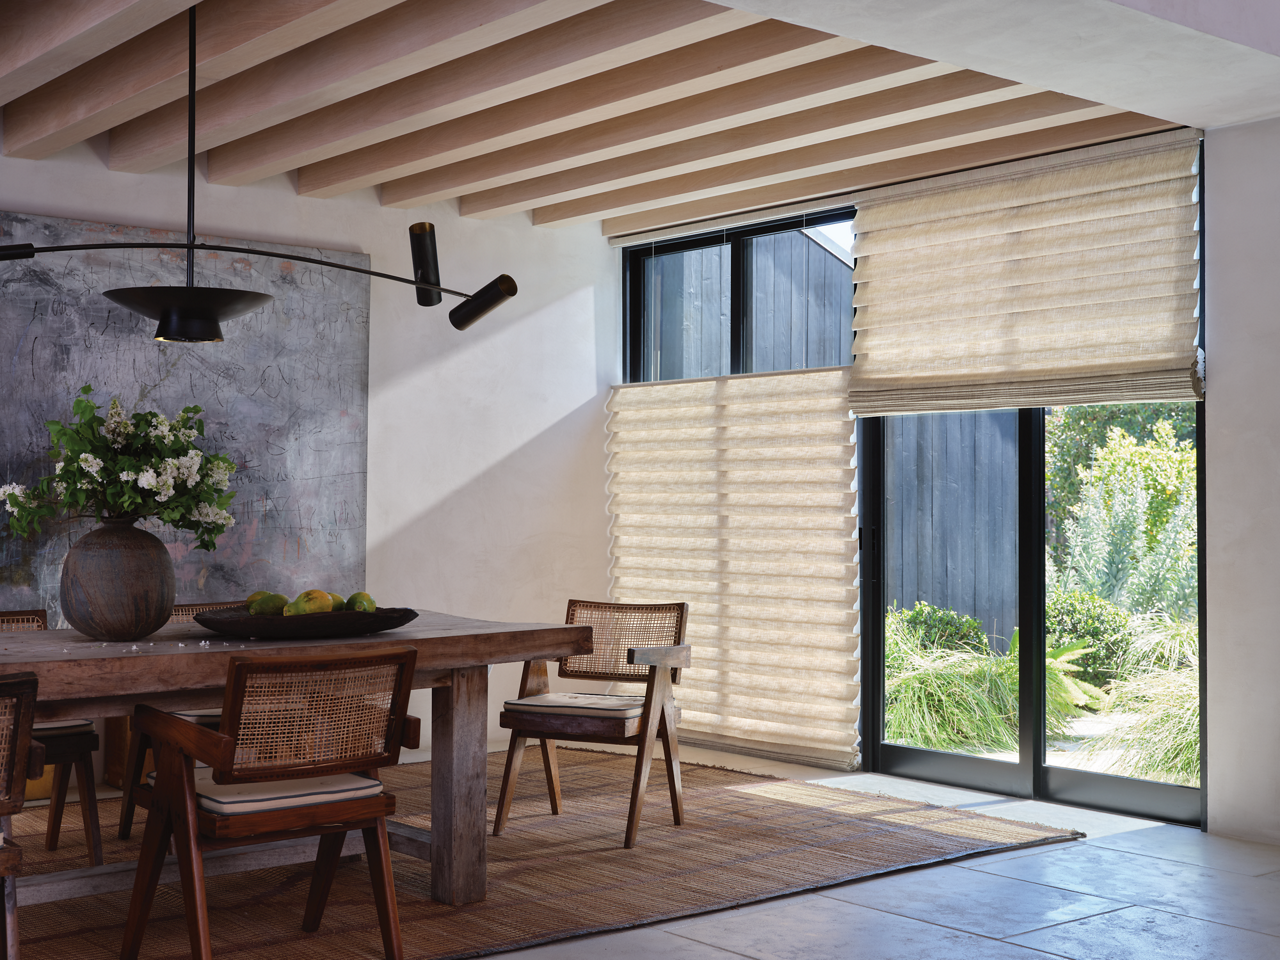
[[168, 601, 244, 623], [558, 599, 687, 684], [0, 610, 47, 633]]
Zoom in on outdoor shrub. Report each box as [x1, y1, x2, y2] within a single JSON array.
[[900, 601, 988, 652], [885, 607, 1019, 753], [1046, 589, 1131, 690], [1061, 470, 1197, 620], [884, 611, 1087, 754], [1088, 660, 1200, 787], [1119, 613, 1198, 679]]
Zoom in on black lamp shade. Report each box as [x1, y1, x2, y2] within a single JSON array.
[[104, 286, 273, 342], [408, 222, 442, 307], [449, 274, 517, 330]]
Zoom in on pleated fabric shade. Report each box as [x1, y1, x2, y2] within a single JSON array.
[[606, 367, 860, 768], [848, 128, 1203, 415]]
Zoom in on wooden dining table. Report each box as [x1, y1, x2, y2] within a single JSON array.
[[0, 608, 591, 906]]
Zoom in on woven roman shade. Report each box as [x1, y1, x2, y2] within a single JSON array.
[[606, 367, 859, 769], [848, 128, 1203, 415]]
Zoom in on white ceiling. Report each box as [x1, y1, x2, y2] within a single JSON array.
[[721, 0, 1280, 129]]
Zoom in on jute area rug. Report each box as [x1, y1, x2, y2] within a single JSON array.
[[14, 750, 1079, 959]]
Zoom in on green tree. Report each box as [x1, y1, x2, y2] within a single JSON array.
[[1046, 403, 1195, 563]]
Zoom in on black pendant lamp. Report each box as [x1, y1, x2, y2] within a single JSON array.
[[0, 6, 515, 342], [105, 6, 271, 342]]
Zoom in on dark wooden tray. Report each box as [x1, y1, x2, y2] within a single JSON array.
[[193, 607, 419, 640]]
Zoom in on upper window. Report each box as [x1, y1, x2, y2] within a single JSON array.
[[623, 209, 855, 383]]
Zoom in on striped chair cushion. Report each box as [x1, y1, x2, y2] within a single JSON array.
[[147, 768, 383, 816], [32, 719, 96, 736], [504, 693, 647, 719]]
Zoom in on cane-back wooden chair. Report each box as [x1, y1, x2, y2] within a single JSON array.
[[0, 671, 44, 959], [112, 600, 244, 834], [120, 647, 420, 960], [493, 599, 690, 848], [167, 601, 245, 623], [0, 609, 103, 867]]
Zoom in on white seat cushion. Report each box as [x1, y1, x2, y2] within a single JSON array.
[[505, 693, 647, 719], [32, 719, 95, 735], [147, 768, 383, 816], [172, 708, 221, 726]]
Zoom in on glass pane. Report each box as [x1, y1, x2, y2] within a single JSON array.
[[883, 410, 1020, 759], [642, 243, 731, 381], [745, 221, 854, 372], [1044, 402, 1199, 787]]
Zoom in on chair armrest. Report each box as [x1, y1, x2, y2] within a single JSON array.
[[627, 644, 692, 668], [27, 739, 45, 780], [134, 704, 236, 771], [402, 715, 421, 750]]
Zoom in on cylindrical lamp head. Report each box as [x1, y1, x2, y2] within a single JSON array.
[[448, 274, 517, 330], [154, 310, 224, 342], [408, 222, 442, 307]]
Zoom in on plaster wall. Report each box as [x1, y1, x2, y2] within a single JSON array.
[[1203, 117, 1280, 844], [0, 140, 620, 751]]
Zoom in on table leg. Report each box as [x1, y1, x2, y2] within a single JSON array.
[[431, 665, 488, 905]]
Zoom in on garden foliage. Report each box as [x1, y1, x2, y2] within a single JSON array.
[[1045, 589, 1131, 690], [885, 612, 1094, 754], [1046, 404, 1195, 562]]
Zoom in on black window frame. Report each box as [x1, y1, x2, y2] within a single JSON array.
[[621, 205, 858, 384]]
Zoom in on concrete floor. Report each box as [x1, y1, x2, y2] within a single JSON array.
[[500, 746, 1280, 960]]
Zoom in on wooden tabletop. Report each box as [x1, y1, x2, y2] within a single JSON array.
[[0, 609, 591, 720]]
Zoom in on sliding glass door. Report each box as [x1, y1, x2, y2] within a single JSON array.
[[861, 405, 1204, 825]]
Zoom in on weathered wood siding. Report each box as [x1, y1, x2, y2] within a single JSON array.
[[748, 231, 854, 372], [643, 231, 853, 381], [884, 410, 1020, 652], [646, 244, 732, 381]]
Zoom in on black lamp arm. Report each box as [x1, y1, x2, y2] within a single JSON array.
[[0, 240, 472, 300]]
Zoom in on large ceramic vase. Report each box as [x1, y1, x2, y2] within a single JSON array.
[[60, 518, 175, 641]]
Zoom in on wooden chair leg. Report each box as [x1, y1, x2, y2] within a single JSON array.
[[44, 763, 71, 852], [302, 831, 347, 933], [118, 726, 149, 841], [659, 704, 684, 826], [492, 732, 526, 836], [539, 739, 562, 815], [625, 733, 658, 850], [119, 802, 174, 960], [2, 874, 17, 960], [73, 751, 104, 866], [625, 665, 674, 849], [362, 819, 403, 960], [168, 750, 213, 960]]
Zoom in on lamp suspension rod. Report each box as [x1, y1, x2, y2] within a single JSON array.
[[186, 5, 196, 289], [0, 241, 474, 299]]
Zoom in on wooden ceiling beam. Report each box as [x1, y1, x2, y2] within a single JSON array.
[[0, 0, 187, 105], [295, 22, 861, 199], [3, 0, 404, 161], [375, 45, 952, 209], [525, 94, 1121, 226], [107, 0, 612, 174], [206, 0, 759, 187], [601, 114, 1182, 238], [450, 72, 1043, 219]]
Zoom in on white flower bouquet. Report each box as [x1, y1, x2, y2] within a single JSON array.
[[1, 385, 236, 551]]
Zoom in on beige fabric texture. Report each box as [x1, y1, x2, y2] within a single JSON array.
[[848, 129, 1202, 414], [607, 368, 859, 765]]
